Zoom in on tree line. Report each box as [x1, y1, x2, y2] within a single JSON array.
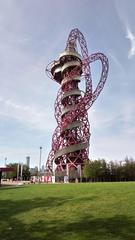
[[3, 157, 135, 182], [83, 157, 135, 182], [4, 163, 31, 180]]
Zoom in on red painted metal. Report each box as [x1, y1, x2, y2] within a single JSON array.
[[45, 29, 109, 172]]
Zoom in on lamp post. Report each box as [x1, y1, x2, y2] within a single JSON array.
[[39, 146, 42, 182], [17, 163, 19, 183], [5, 157, 7, 166], [4, 157, 7, 179], [20, 163, 23, 182]]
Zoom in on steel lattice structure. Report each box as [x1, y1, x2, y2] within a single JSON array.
[[46, 28, 109, 173]]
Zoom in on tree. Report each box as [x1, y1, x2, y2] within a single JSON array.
[[83, 160, 91, 181], [6, 163, 30, 180], [22, 164, 31, 180], [124, 157, 135, 181], [101, 159, 110, 181], [89, 160, 102, 181], [6, 163, 18, 180], [109, 161, 117, 181]]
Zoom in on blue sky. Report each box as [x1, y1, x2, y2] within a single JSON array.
[[0, 0, 135, 168]]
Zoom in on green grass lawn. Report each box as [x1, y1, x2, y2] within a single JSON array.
[[0, 182, 135, 240]]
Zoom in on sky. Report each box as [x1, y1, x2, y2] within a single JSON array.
[[0, 0, 135, 168]]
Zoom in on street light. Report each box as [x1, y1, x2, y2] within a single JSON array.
[[4, 157, 7, 179], [20, 163, 23, 182], [17, 163, 19, 183], [5, 157, 7, 166], [39, 146, 42, 182]]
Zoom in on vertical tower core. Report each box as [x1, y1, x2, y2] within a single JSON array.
[[46, 29, 109, 173]]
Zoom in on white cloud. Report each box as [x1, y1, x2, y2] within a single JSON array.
[[90, 133, 135, 161], [90, 96, 135, 128], [115, 1, 135, 59], [89, 96, 135, 161], [126, 26, 135, 58], [0, 97, 56, 131], [108, 51, 124, 71]]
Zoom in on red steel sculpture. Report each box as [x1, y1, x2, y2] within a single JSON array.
[[46, 28, 109, 172]]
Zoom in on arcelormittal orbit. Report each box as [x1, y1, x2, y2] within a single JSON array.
[[46, 29, 109, 173]]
